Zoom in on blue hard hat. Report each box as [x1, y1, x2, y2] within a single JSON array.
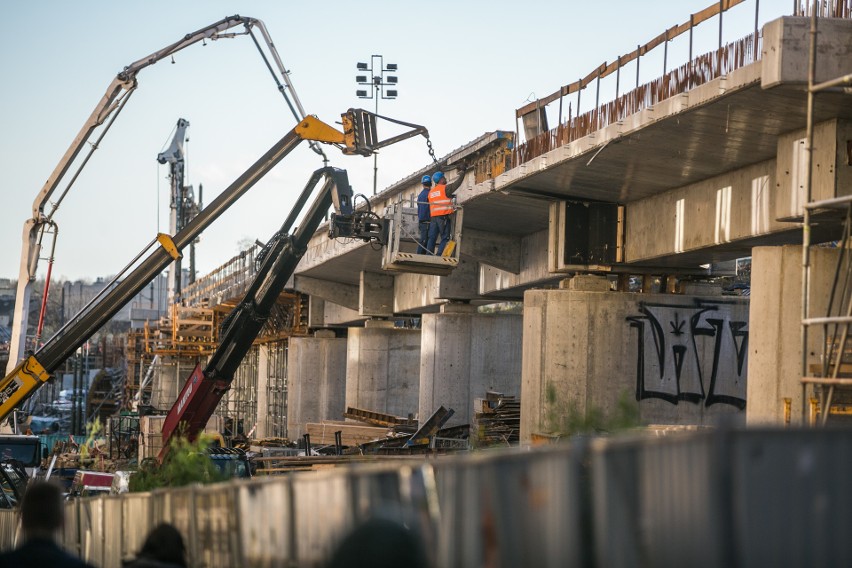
[[432, 171, 445, 184], [421, 175, 432, 185]]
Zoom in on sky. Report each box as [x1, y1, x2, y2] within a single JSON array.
[[0, 0, 793, 283]]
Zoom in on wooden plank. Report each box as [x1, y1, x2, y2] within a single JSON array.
[[305, 422, 391, 446]]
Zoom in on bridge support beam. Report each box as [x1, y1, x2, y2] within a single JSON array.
[[286, 333, 347, 439], [521, 282, 749, 442], [419, 305, 523, 428], [748, 245, 840, 426], [346, 322, 422, 419]]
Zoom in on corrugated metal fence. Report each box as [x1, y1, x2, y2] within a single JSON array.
[[1, 429, 851, 567]]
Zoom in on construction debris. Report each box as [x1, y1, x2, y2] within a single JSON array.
[[472, 392, 520, 447]]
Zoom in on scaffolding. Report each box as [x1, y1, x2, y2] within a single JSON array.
[[800, 3, 852, 424]]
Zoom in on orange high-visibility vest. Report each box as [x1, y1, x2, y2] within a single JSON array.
[[428, 183, 453, 217]]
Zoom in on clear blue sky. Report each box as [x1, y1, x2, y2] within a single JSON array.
[[0, 0, 791, 282]]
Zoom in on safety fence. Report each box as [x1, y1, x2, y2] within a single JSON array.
[[1, 428, 851, 567], [513, 0, 852, 167]]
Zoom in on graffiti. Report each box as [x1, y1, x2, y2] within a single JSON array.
[[627, 300, 748, 409]]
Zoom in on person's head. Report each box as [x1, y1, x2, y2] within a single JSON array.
[[19, 481, 65, 539], [421, 174, 432, 188], [327, 518, 429, 568], [138, 523, 187, 567], [432, 171, 445, 185]]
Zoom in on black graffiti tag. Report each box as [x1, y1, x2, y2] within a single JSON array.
[[627, 300, 747, 409]]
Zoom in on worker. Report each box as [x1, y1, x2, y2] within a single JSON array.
[[425, 163, 468, 256], [0, 481, 95, 567], [417, 174, 432, 254]]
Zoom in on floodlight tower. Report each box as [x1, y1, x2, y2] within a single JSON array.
[[356, 55, 398, 195]]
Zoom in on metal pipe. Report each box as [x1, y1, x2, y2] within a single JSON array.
[[801, 5, 819, 421]]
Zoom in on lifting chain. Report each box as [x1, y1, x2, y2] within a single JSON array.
[[425, 135, 439, 165]]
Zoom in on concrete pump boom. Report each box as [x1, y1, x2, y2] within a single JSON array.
[[8, 15, 314, 377]]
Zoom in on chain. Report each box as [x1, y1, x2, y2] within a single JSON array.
[[425, 136, 439, 165]]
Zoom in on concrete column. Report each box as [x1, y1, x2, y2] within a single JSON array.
[[346, 322, 421, 418], [521, 286, 749, 442], [747, 245, 840, 425], [360, 271, 394, 317], [255, 344, 270, 439], [419, 305, 523, 427], [286, 334, 347, 439]]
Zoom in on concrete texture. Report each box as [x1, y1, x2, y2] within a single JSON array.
[[419, 311, 523, 427], [521, 289, 749, 442], [776, 120, 852, 218], [625, 160, 781, 262], [345, 327, 421, 418], [286, 336, 347, 439], [747, 245, 840, 425], [762, 17, 852, 88]]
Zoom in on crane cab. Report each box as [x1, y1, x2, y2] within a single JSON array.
[[381, 198, 462, 276]]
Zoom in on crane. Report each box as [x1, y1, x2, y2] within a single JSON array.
[[7, 15, 323, 377]]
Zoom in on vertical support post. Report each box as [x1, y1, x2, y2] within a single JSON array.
[[755, 0, 761, 61], [595, 72, 601, 129], [718, 0, 725, 74], [635, 45, 641, 88], [801, 6, 818, 421], [576, 78, 582, 120], [689, 16, 694, 89]]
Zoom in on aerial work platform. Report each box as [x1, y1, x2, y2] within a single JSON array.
[[381, 200, 464, 276]]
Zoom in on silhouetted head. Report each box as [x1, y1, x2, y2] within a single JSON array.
[[137, 523, 187, 567], [20, 481, 64, 537], [327, 518, 429, 568]]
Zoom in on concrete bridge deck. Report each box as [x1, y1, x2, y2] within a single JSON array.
[[294, 16, 852, 317]]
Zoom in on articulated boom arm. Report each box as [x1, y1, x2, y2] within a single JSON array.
[[0, 115, 360, 423], [9, 14, 310, 376], [160, 167, 382, 451]]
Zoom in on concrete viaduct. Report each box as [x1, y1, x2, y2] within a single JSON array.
[[256, 15, 852, 440]]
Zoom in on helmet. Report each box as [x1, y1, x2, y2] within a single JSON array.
[[432, 171, 445, 184], [421, 174, 432, 185]]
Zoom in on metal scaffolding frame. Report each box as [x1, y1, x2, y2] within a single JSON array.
[[800, 3, 852, 424]]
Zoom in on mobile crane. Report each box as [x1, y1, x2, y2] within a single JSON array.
[[160, 166, 384, 454], [0, 107, 431, 425], [7, 15, 324, 377]]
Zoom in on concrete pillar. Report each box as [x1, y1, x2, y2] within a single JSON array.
[[286, 334, 347, 439], [419, 305, 523, 427], [346, 322, 421, 418], [747, 245, 840, 426], [255, 344, 270, 439], [360, 271, 394, 317], [521, 287, 749, 442]]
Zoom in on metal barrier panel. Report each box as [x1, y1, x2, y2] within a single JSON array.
[[590, 436, 642, 568], [122, 492, 152, 562], [0, 509, 19, 551], [194, 483, 239, 568], [78, 497, 105, 566], [291, 469, 353, 566], [592, 432, 727, 568], [432, 445, 586, 568], [731, 429, 852, 567], [237, 476, 293, 567], [62, 498, 81, 558], [101, 496, 123, 568]]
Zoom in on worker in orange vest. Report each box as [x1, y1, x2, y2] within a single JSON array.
[[425, 163, 468, 256]]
